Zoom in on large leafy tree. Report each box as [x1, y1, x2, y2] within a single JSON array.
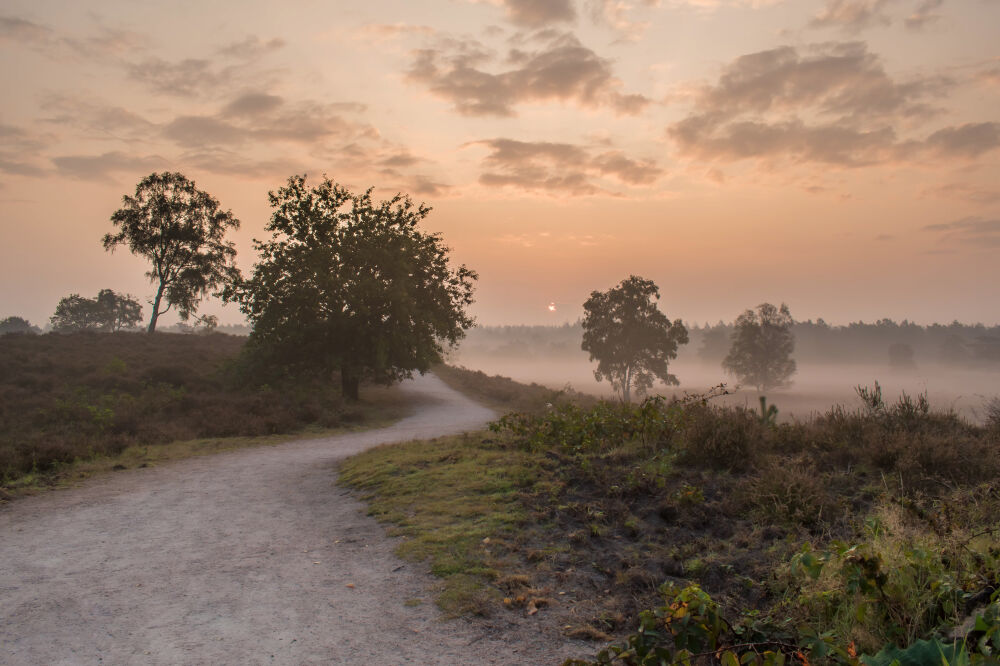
[[104, 172, 240, 333], [581, 276, 688, 403], [224, 175, 477, 400], [723, 302, 796, 392], [0, 316, 39, 335], [50, 289, 143, 332]]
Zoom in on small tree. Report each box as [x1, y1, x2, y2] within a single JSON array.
[[51, 294, 102, 332], [50, 290, 143, 332], [0, 316, 39, 335], [224, 174, 477, 400], [723, 302, 796, 392], [581, 276, 689, 403], [104, 172, 241, 333]]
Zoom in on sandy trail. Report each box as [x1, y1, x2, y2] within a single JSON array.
[[0, 373, 583, 665]]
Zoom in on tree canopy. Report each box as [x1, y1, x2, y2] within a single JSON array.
[[104, 172, 240, 333], [50, 289, 143, 332], [224, 175, 477, 400], [722, 302, 796, 392], [581, 276, 688, 403]]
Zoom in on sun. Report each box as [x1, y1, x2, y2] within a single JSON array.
[[547, 302, 557, 312]]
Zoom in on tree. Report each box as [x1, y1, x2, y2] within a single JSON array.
[[0, 316, 39, 335], [888, 342, 917, 370], [581, 276, 689, 403], [50, 289, 143, 332], [104, 172, 240, 333], [224, 175, 477, 400], [722, 302, 796, 392]]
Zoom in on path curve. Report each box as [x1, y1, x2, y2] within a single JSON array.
[[0, 373, 582, 665]]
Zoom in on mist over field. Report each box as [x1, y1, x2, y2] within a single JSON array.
[[450, 322, 1000, 422]]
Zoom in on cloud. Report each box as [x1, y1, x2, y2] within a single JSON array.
[[0, 14, 143, 60], [924, 123, 1000, 158], [39, 94, 156, 140], [810, 0, 895, 32], [586, 0, 652, 41], [222, 92, 284, 117], [217, 35, 285, 59], [0, 123, 50, 177], [127, 35, 285, 97], [666, 42, 995, 167], [904, 0, 943, 30], [472, 138, 662, 194], [407, 32, 649, 116], [407, 174, 450, 196], [161, 96, 372, 149], [497, 0, 576, 26], [923, 183, 1000, 204], [51, 151, 168, 181], [690, 42, 946, 121], [922, 217, 1000, 247]]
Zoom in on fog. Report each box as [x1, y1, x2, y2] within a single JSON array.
[[449, 323, 1000, 422]]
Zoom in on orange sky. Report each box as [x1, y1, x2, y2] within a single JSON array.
[[1, 0, 998, 328]]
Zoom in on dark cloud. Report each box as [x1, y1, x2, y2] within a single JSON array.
[[693, 42, 947, 122], [223, 92, 284, 117], [407, 32, 649, 116], [666, 42, 997, 167], [925, 122, 1000, 158], [473, 138, 662, 194], [51, 151, 167, 181], [379, 151, 423, 168], [922, 217, 1000, 247], [500, 0, 576, 27], [670, 116, 899, 166], [810, 0, 895, 32]]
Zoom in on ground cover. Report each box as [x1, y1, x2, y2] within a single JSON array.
[[0, 331, 409, 497], [340, 370, 1000, 664]]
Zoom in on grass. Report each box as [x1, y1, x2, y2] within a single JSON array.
[[336, 371, 1000, 663], [338, 431, 543, 617], [0, 331, 411, 497]]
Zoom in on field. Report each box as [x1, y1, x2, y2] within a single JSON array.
[[0, 331, 408, 494], [343, 366, 1000, 665]]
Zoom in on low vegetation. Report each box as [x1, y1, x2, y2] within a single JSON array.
[[340, 373, 1000, 664], [0, 331, 408, 494]]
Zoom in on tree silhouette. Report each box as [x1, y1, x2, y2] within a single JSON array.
[[581, 276, 688, 403], [104, 172, 240, 333], [224, 175, 477, 400]]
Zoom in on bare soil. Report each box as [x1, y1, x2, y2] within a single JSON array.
[[0, 373, 588, 665]]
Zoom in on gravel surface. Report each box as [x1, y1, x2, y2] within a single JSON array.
[[0, 373, 588, 665]]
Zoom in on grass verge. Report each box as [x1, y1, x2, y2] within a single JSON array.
[[338, 431, 545, 617]]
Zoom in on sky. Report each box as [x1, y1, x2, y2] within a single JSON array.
[[1, 0, 998, 328]]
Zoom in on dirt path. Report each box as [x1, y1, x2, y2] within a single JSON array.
[[0, 373, 586, 665]]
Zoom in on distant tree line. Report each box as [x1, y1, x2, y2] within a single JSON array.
[[458, 319, 1000, 369]]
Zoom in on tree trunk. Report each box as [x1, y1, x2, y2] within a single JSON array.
[[622, 365, 631, 404], [341, 370, 360, 402], [147, 282, 165, 333]]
